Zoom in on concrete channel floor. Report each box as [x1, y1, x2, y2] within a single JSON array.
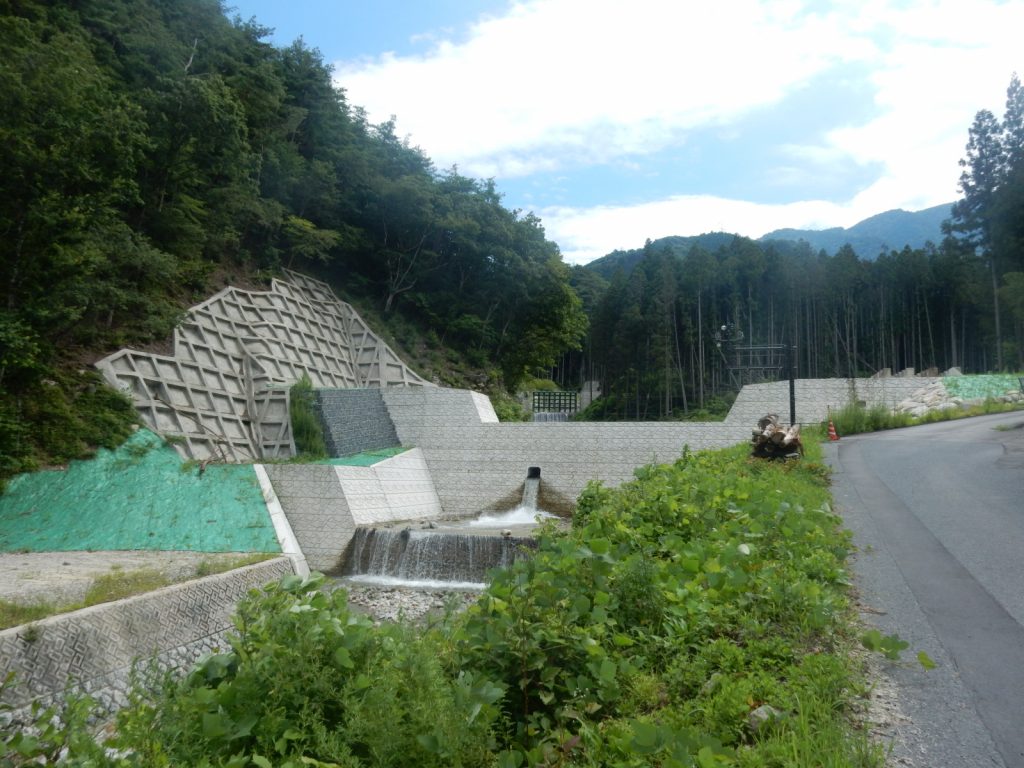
[[0, 551, 258, 608]]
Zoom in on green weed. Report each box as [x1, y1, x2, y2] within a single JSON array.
[[289, 374, 328, 458], [0, 600, 55, 631], [194, 552, 275, 577], [83, 569, 171, 606], [826, 398, 1024, 437]]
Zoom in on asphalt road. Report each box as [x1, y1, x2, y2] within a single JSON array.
[[828, 411, 1024, 768]]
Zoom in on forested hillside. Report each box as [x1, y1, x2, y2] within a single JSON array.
[[0, 0, 586, 480], [558, 76, 1024, 420]]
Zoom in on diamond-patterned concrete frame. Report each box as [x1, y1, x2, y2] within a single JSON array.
[[95, 270, 430, 461]]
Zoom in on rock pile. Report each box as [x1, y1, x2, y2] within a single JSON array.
[[895, 381, 961, 418], [896, 380, 1023, 417]]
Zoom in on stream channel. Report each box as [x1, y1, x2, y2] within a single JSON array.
[[330, 476, 560, 622]]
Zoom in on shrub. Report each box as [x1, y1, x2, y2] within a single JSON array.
[[290, 373, 328, 458], [488, 390, 529, 422], [115, 574, 502, 767], [829, 402, 911, 435]]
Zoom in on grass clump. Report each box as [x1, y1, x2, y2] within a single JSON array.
[[82, 568, 171, 606], [110, 575, 501, 767], [0, 599, 56, 630], [489, 389, 530, 421], [829, 402, 912, 435], [826, 397, 1024, 437], [194, 552, 276, 577]]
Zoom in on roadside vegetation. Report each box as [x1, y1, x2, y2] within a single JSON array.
[[4, 442, 887, 767], [822, 396, 1024, 438]]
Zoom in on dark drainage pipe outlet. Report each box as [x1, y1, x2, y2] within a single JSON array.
[[527, 466, 541, 479]]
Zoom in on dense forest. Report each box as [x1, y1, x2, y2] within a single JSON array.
[[556, 74, 1024, 419], [0, 0, 586, 478]]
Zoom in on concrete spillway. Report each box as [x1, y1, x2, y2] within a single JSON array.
[[341, 470, 548, 589], [342, 528, 533, 589]]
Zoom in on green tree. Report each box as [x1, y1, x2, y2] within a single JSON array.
[[946, 108, 1006, 368]]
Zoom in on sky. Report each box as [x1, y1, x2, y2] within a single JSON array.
[[227, 0, 1023, 265]]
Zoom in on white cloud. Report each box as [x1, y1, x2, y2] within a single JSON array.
[[334, 0, 849, 176], [332, 0, 1024, 263]]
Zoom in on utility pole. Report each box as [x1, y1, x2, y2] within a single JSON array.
[[787, 345, 797, 426]]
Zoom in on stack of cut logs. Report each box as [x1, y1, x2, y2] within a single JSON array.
[[751, 414, 802, 459]]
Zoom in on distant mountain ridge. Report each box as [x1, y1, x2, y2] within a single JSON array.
[[759, 203, 953, 257], [584, 203, 953, 279]]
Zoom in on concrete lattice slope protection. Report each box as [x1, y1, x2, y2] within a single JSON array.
[[95, 270, 429, 461]]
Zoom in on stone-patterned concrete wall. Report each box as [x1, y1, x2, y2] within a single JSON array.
[[96, 270, 429, 462], [265, 449, 442, 572], [316, 389, 400, 457], [0, 558, 292, 724], [263, 464, 355, 573], [382, 388, 749, 518], [724, 378, 942, 426], [380, 387, 501, 442]]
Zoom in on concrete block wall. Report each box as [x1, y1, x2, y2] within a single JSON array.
[[316, 388, 400, 457], [0, 558, 293, 724], [380, 387, 500, 444], [383, 388, 749, 518], [855, 377, 943, 408]]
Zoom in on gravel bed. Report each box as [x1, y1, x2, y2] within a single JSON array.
[[330, 581, 483, 624]]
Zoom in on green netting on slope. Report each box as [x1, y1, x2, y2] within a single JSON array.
[[0, 430, 279, 553], [319, 446, 409, 466], [943, 374, 1024, 400]]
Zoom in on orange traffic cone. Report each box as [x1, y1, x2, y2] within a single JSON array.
[[828, 420, 840, 441]]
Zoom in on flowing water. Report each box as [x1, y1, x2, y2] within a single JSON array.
[[341, 475, 552, 590], [342, 528, 532, 589]]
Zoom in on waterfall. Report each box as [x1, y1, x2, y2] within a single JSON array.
[[343, 528, 533, 587], [521, 476, 540, 511]]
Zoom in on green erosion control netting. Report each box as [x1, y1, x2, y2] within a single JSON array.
[[0, 430, 279, 553], [943, 373, 1024, 399], [320, 446, 408, 466]]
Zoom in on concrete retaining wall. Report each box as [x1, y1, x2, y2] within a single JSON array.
[[382, 388, 749, 518], [0, 557, 292, 724], [263, 463, 353, 574], [724, 378, 942, 426], [264, 449, 442, 573], [335, 448, 442, 525]]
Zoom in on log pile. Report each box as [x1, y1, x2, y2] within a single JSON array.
[[751, 414, 802, 459]]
